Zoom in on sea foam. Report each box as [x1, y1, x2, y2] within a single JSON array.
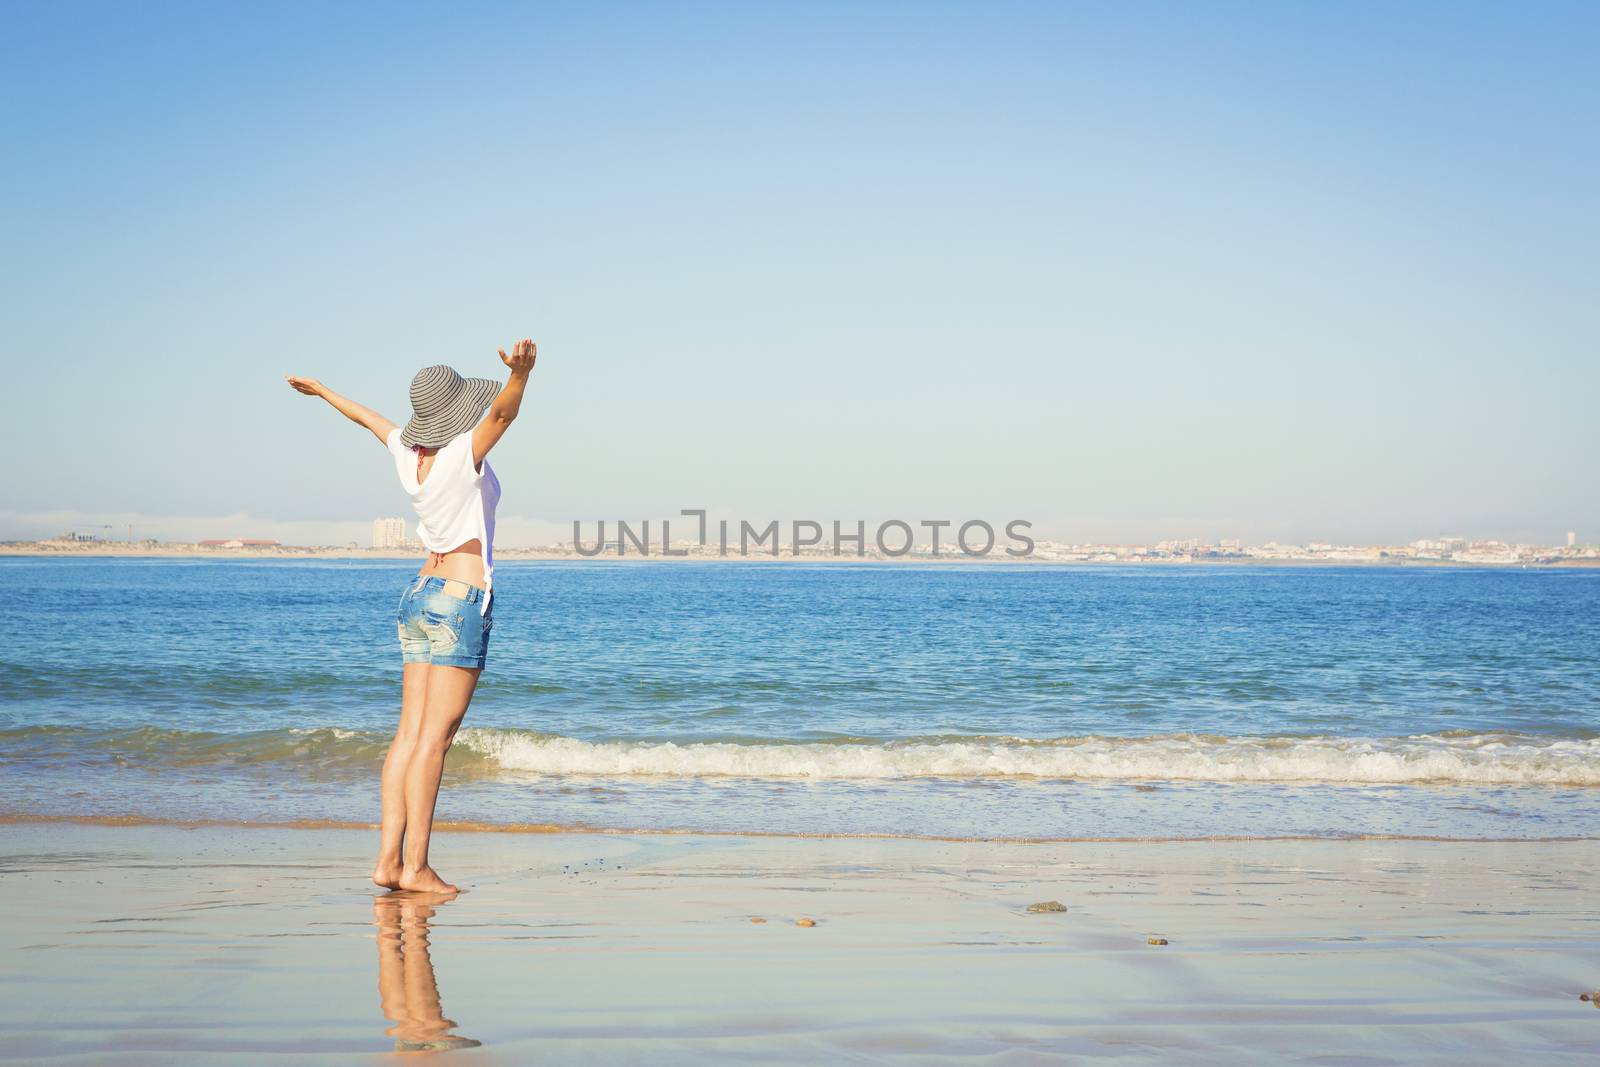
[[452, 730, 1600, 786]]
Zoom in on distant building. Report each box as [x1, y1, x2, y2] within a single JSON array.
[[373, 517, 408, 549], [198, 538, 281, 548], [1569, 531, 1578, 548]]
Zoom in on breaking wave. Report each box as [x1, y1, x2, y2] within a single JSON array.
[[453, 729, 1600, 786], [3, 725, 1596, 786]]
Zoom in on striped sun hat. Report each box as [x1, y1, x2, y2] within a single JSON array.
[[400, 365, 500, 448]]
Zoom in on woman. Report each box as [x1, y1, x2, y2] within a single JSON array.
[[287, 338, 536, 894]]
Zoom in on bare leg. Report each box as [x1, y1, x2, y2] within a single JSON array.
[[399, 664, 481, 893], [373, 662, 432, 889]]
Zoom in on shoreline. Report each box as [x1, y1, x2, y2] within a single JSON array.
[[2, 543, 1597, 567], [4, 813, 1596, 844]]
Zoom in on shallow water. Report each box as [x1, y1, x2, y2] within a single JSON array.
[[4, 557, 1598, 837]]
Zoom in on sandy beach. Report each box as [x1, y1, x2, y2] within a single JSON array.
[[2, 822, 1595, 1064]]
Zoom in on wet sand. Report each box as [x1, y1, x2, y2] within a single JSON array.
[[1, 823, 1596, 1064]]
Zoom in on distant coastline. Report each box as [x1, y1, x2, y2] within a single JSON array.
[[3, 541, 1596, 567]]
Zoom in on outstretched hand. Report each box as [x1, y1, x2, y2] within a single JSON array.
[[285, 375, 324, 396], [498, 338, 537, 375]]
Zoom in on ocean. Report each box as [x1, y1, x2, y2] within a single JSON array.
[[4, 557, 1597, 839]]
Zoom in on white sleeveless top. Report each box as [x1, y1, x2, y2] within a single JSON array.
[[386, 427, 501, 615]]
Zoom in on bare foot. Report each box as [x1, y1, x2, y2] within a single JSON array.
[[371, 861, 403, 890], [399, 865, 459, 894]]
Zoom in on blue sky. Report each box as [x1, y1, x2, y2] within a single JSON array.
[[2, 1, 1595, 546]]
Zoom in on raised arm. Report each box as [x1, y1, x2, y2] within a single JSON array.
[[285, 377, 398, 447], [471, 339, 537, 468]]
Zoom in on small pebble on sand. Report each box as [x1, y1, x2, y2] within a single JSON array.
[[750, 917, 766, 924], [1026, 901, 1068, 913], [795, 917, 817, 927], [1147, 936, 1169, 946]]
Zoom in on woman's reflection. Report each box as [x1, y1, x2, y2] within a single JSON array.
[[374, 892, 482, 1053]]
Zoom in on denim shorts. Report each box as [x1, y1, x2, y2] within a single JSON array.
[[397, 576, 493, 669]]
